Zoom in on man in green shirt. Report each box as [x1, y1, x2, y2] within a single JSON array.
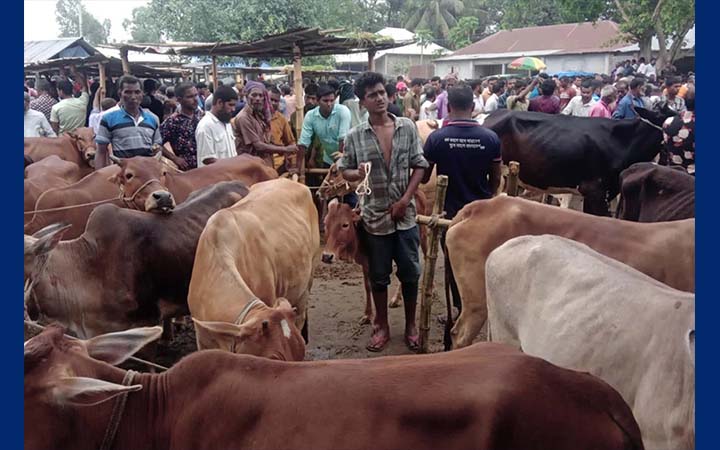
[[49, 69, 89, 135], [299, 83, 352, 169]]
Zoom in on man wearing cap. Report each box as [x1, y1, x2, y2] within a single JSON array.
[[298, 83, 351, 169], [233, 81, 298, 167], [402, 78, 422, 120]]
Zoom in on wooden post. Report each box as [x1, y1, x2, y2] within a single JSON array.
[[211, 56, 219, 90], [506, 161, 520, 197], [368, 49, 376, 72], [417, 174, 449, 353], [120, 48, 131, 75], [98, 63, 106, 101], [203, 65, 210, 84], [293, 42, 306, 184]]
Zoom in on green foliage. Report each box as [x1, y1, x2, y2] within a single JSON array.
[[55, 0, 110, 45], [448, 16, 479, 49], [404, 0, 466, 39]]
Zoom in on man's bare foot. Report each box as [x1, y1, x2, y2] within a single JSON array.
[[366, 326, 390, 352]]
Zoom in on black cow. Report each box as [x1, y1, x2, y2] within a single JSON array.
[[482, 108, 668, 215], [24, 181, 249, 339], [616, 162, 694, 222]]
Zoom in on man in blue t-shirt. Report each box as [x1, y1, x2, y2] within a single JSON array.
[[422, 84, 502, 318]]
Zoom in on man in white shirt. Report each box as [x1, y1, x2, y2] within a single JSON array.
[[636, 57, 648, 76], [419, 87, 438, 120], [196, 85, 238, 167], [471, 80, 484, 118], [24, 92, 56, 137], [561, 81, 597, 117], [483, 83, 503, 112]]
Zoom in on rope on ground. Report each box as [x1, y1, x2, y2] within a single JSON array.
[[24, 320, 169, 372]]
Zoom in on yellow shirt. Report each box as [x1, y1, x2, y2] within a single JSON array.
[[270, 111, 296, 169]]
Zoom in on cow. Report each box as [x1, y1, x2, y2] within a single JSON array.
[[24, 156, 83, 225], [110, 153, 278, 212], [486, 235, 694, 450], [24, 127, 97, 176], [617, 162, 695, 222], [25, 324, 644, 450], [24, 181, 250, 339], [188, 178, 318, 361], [445, 196, 694, 349], [462, 109, 665, 215], [24, 165, 123, 239], [322, 192, 428, 323]]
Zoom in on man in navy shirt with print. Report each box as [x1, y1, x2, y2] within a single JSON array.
[[422, 84, 502, 321]]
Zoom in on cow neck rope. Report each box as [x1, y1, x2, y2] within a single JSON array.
[[121, 178, 162, 209], [99, 369, 137, 450], [234, 298, 264, 325], [355, 162, 372, 209]]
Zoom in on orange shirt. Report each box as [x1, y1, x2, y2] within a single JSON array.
[[270, 111, 296, 169]]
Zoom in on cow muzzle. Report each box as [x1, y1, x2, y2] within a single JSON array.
[[321, 252, 335, 264], [145, 190, 176, 214], [84, 149, 96, 167]]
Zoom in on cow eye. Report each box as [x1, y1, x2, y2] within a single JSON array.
[[342, 223, 350, 229], [125, 173, 133, 180]]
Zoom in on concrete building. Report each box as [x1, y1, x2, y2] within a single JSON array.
[[433, 21, 694, 79]]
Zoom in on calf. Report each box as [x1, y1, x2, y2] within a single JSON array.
[[189, 178, 318, 361], [617, 162, 694, 222], [24, 156, 82, 225], [24, 181, 249, 338], [446, 196, 694, 348], [24, 127, 96, 176], [486, 235, 694, 450], [322, 193, 428, 323], [25, 324, 644, 450]]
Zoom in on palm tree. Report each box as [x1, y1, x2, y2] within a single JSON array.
[[404, 0, 465, 40], [415, 28, 434, 64]]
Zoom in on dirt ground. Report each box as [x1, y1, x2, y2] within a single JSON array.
[[154, 246, 486, 368]]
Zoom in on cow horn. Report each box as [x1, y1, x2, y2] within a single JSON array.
[[109, 154, 122, 165]]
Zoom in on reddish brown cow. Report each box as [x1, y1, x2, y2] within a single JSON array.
[[24, 127, 96, 176], [322, 194, 428, 322], [24, 156, 83, 225], [24, 165, 123, 238], [25, 324, 644, 450], [110, 154, 278, 211]]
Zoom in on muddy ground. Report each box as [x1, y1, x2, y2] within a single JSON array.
[[155, 248, 486, 368]]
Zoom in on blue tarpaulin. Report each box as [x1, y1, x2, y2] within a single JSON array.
[[550, 71, 597, 78]]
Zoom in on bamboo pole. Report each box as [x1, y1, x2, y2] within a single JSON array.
[[211, 56, 219, 90], [120, 48, 131, 75], [98, 63, 106, 101], [293, 42, 306, 184], [418, 174, 449, 353], [506, 161, 520, 197]]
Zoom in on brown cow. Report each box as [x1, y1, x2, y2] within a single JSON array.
[[24, 127, 96, 176], [617, 162, 695, 222], [24, 156, 83, 225], [446, 195, 695, 349], [25, 324, 644, 450], [110, 154, 278, 212], [24, 165, 123, 238], [322, 191, 428, 323], [24, 181, 250, 338], [189, 178, 318, 361]]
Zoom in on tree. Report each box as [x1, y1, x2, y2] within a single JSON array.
[[415, 28, 435, 64], [404, 0, 466, 40], [448, 16, 479, 49], [55, 0, 110, 45]]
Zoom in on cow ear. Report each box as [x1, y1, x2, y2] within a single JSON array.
[[687, 329, 695, 366], [328, 198, 339, 210], [276, 298, 294, 315], [66, 130, 78, 140], [85, 326, 162, 365], [54, 377, 142, 406], [351, 209, 361, 223], [26, 223, 71, 257]]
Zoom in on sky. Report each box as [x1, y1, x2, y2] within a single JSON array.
[[24, 0, 150, 43]]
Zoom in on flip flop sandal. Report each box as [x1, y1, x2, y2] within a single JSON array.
[[366, 333, 391, 352], [405, 334, 420, 352]]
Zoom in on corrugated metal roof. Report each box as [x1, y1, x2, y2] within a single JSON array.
[[439, 21, 630, 61], [24, 37, 99, 65]]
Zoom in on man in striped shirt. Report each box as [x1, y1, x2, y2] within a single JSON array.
[[95, 75, 162, 169]]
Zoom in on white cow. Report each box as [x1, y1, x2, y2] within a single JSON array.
[[486, 235, 694, 450]]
